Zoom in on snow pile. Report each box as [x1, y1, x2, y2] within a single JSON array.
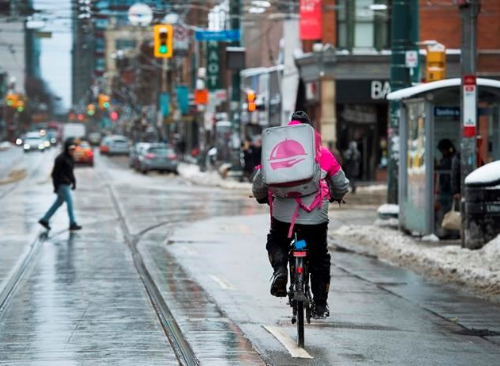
[[178, 163, 251, 190], [465, 160, 500, 186], [377, 204, 399, 215], [331, 226, 500, 298], [356, 184, 387, 193]]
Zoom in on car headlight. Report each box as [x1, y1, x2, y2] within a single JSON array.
[[44, 141, 50, 147], [23, 144, 30, 149], [38, 144, 44, 150], [16, 139, 22, 145]]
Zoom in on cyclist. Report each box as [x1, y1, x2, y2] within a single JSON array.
[[252, 111, 349, 319]]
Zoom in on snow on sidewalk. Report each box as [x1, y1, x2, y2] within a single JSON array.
[[178, 163, 251, 190], [330, 224, 500, 299]]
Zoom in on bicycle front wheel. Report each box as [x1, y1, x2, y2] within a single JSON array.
[[297, 300, 304, 347]]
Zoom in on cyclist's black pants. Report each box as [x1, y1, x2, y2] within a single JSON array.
[[266, 218, 331, 304]]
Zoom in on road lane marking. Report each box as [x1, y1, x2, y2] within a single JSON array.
[[210, 275, 234, 290], [264, 326, 314, 359]]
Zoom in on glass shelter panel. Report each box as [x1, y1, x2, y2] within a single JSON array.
[[404, 101, 428, 233]]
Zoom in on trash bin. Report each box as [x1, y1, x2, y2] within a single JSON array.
[[464, 161, 500, 249]]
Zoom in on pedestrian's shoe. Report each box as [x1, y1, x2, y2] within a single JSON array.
[[312, 302, 330, 319], [38, 219, 51, 231], [69, 223, 82, 231], [270, 267, 288, 297]]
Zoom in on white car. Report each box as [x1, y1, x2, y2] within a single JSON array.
[[107, 135, 130, 155]]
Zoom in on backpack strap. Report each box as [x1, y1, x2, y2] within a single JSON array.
[[287, 192, 324, 238]]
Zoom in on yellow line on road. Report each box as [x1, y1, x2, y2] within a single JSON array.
[[264, 326, 314, 359]]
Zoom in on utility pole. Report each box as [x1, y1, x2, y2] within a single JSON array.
[[458, 0, 480, 248], [387, 0, 419, 204], [230, 0, 241, 169]]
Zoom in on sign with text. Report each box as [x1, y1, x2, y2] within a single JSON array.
[[206, 41, 220, 91], [299, 0, 322, 40], [463, 75, 476, 137], [336, 80, 391, 104], [195, 30, 240, 42]]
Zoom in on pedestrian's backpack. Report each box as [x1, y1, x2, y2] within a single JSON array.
[[261, 123, 321, 198]]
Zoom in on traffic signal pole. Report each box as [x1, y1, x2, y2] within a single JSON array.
[[459, 0, 480, 248], [387, 0, 419, 204]]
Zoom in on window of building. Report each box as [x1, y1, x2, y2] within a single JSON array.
[[115, 39, 137, 50], [337, 0, 390, 51]]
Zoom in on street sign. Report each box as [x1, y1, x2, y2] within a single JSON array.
[[206, 41, 220, 91], [174, 24, 189, 53], [195, 30, 240, 42], [463, 75, 476, 137], [194, 89, 208, 105], [405, 50, 418, 68], [128, 3, 153, 27]]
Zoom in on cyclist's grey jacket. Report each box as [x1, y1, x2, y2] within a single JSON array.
[[252, 146, 349, 225]]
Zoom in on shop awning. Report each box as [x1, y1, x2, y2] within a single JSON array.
[[387, 78, 500, 101]]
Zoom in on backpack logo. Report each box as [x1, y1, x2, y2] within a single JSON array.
[[269, 139, 307, 170]]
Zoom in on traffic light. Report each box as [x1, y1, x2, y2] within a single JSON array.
[[87, 103, 95, 116], [110, 111, 119, 121], [98, 94, 110, 110], [426, 43, 446, 82], [154, 24, 173, 58], [247, 90, 256, 112], [16, 100, 24, 113], [6, 93, 19, 108]]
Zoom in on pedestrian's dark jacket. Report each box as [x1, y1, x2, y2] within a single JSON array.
[[451, 152, 461, 196], [52, 141, 76, 192], [437, 154, 454, 195], [343, 142, 361, 178]]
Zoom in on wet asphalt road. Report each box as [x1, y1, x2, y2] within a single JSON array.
[[0, 149, 499, 365]]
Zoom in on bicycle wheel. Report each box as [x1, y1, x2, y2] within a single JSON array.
[[297, 300, 304, 347]]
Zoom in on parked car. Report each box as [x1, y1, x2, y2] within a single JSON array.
[[129, 142, 150, 169], [73, 140, 94, 166], [100, 136, 111, 155], [137, 144, 178, 174], [107, 135, 130, 155]]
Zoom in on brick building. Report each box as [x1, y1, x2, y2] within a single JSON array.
[[293, 0, 500, 181]]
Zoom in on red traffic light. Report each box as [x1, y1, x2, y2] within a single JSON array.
[[110, 111, 119, 121]]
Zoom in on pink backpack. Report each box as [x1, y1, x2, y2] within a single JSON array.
[[261, 123, 321, 198], [262, 123, 325, 237]]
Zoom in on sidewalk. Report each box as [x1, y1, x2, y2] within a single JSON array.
[[330, 221, 500, 302]]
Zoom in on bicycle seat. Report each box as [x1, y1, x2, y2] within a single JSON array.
[[295, 239, 307, 250]]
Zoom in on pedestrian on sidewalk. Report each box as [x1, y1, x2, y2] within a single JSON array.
[[343, 141, 361, 194], [39, 140, 82, 231]]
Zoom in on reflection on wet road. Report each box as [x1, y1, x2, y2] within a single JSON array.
[[1, 151, 499, 365]]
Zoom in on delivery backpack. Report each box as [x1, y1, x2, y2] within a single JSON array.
[[261, 123, 324, 237]]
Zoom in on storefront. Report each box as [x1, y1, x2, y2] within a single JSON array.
[[336, 79, 390, 181]]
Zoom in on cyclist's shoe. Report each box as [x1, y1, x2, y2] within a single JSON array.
[[270, 267, 288, 297], [313, 302, 330, 319]]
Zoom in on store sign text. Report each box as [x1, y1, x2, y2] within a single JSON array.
[[371, 81, 391, 100]]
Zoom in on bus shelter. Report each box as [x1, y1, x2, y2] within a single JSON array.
[[387, 78, 500, 237]]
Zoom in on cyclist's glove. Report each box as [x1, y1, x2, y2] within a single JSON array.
[[256, 196, 269, 205], [329, 197, 346, 206]]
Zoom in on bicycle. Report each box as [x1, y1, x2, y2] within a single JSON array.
[[288, 234, 312, 348]]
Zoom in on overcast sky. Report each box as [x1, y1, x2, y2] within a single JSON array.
[[37, 0, 72, 111]]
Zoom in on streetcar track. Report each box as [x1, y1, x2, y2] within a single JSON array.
[[103, 173, 200, 366], [0, 233, 46, 318]]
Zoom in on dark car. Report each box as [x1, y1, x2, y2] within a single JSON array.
[[137, 144, 178, 174]]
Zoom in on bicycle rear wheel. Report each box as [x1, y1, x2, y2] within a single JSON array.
[[297, 300, 304, 347]]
